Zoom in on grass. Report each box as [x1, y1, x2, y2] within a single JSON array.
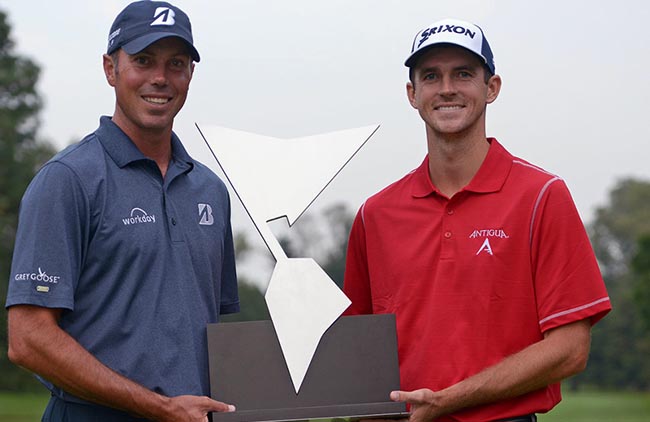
[[538, 391, 650, 422], [0, 392, 49, 422], [0, 391, 648, 421]]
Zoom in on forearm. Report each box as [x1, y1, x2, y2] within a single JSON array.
[[8, 306, 171, 420], [434, 319, 591, 415], [392, 320, 592, 421]]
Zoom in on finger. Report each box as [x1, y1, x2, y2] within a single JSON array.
[[206, 397, 236, 412]]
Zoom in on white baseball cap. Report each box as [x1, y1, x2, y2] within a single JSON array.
[[405, 18, 495, 74]]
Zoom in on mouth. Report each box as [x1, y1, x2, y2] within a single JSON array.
[[435, 105, 464, 111], [143, 96, 171, 105]]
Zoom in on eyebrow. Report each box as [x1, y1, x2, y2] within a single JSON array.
[[417, 63, 479, 76]]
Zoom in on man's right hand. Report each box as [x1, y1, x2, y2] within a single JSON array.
[[158, 395, 235, 422]]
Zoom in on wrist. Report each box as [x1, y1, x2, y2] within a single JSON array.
[[134, 391, 173, 421]]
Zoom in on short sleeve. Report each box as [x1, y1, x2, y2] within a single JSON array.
[[6, 162, 88, 311], [218, 191, 239, 315], [531, 180, 611, 332]]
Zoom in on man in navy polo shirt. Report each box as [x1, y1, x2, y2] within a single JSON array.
[[6, 2, 239, 421]]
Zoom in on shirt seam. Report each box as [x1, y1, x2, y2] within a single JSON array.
[[538, 297, 611, 326]]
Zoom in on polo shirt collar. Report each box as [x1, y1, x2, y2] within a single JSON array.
[[95, 116, 194, 172], [411, 138, 513, 198]]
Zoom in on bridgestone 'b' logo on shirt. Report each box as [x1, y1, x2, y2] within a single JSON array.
[[198, 203, 214, 225], [418, 25, 476, 48], [123, 208, 157, 225], [151, 7, 176, 26]]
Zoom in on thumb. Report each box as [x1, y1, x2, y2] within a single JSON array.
[[391, 389, 431, 405], [390, 390, 408, 402]]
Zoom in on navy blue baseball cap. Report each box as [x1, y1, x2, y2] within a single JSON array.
[[107, 1, 200, 62], [405, 18, 494, 75]]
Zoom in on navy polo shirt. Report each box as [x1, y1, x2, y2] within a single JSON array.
[[7, 116, 239, 402]]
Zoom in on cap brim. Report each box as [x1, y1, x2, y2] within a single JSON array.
[[122, 33, 201, 62], [404, 42, 491, 74]]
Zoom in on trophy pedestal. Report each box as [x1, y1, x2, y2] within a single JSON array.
[[208, 314, 407, 421]]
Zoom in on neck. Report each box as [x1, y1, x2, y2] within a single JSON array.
[[112, 117, 173, 178], [135, 136, 172, 178], [426, 128, 490, 198]]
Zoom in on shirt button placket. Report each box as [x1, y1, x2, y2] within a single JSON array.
[[164, 187, 181, 243], [441, 204, 454, 259]]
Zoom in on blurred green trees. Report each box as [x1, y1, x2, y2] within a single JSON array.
[[0, 8, 56, 391]]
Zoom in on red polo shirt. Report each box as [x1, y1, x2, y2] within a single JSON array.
[[343, 139, 610, 421]]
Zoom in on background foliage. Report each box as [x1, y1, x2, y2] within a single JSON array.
[[0, 8, 56, 391]]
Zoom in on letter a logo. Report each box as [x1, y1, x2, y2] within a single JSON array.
[[151, 7, 176, 26], [476, 238, 494, 256], [198, 203, 214, 226]]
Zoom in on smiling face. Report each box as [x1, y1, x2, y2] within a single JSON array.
[[407, 45, 501, 143], [103, 37, 194, 142]]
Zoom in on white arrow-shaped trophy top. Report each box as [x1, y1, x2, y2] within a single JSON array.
[[196, 123, 379, 392]]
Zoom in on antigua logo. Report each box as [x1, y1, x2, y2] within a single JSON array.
[[475, 238, 494, 256], [198, 203, 214, 226], [470, 228, 509, 256], [151, 7, 176, 26], [122, 207, 157, 225]]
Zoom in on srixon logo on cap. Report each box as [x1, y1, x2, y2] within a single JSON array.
[[418, 24, 477, 48]]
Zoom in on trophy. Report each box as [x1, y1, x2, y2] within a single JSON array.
[[196, 124, 407, 421]]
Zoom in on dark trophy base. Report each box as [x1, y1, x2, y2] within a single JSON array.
[[207, 314, 408, 421]]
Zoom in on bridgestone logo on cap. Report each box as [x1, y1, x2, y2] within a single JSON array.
[[151, 7, 176, 26]]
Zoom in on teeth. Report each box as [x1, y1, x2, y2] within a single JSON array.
[[144, 97, 169, 104], [437, 105, 462, 110]]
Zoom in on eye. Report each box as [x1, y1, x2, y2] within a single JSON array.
[[133, 55, 151, 66], [172, 58, 185, 67], [458, 70, 472, 78], [422, 72, 438, 81]]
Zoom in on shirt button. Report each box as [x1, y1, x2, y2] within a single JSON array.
[[447, 209, 454, 215], [444, 231, 452, 239], [171, 218, 177, 226]]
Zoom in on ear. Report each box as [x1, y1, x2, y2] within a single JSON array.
[[486, 74, 502, 104], [406, 81, 418, 109], [103, 54, 117, 87]]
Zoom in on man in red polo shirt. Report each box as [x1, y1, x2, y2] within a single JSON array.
[[343, 18, 611, 422]]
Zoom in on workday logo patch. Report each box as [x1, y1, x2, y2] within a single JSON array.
[[122, 207, 157, 226]]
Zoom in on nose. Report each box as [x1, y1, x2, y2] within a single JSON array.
[[150, 63, 168, 86], [439, 75, 456, 96]]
